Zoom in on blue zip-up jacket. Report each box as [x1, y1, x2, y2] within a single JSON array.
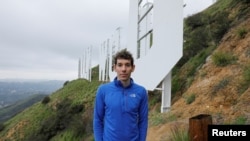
[[93, 77, 148, 141]]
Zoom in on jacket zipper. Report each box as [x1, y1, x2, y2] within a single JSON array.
[[123, 88, 127, 112]]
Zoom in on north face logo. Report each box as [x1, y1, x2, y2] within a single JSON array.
[[129, 94, 136, 97]]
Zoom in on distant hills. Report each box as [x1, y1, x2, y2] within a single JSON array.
[[0, 79, 65, 122], [0, 79, 65, 108], [0, 94, 48, 122]]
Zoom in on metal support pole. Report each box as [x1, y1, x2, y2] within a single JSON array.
[[161, 71, 171, 113]]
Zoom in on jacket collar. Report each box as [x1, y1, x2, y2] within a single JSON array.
[[114, 77, 133, 88]]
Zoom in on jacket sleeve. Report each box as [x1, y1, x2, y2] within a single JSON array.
[[93, 86, 105, 141], [138, 88, 148, 141]]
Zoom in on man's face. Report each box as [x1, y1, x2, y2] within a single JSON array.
[[114, 58, 135, 81]]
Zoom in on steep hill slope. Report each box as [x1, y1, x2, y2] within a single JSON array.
[[0, 78, 101, 141], [0, 94, 48, 122], [147, 16, 250, 141], [147, 0, 250, 140]]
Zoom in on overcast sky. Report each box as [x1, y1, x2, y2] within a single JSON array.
[[0, 0, 215, 81]]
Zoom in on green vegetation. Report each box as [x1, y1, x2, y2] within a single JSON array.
[[0, 67, 102, 141], [242, 64, 250, 86], [149, 112, 166, 126], [41, 95, 51, 104], [149, 112, 177, 126], [232, 116, 247, 124], [0, 66, 102, 140], [148, 90, 161, 110], [0, 122, 4, 132], [212, 77, 230, 94], [185, 93, 196, 105], [223, 115, 248, 125], [237, 27, 248, 39], [169, 125, 190, 141], [0, 94, 47, 122], [238, 64, 250, 93], [212, 52, 237, 67], [172, 0, 249, 96], [172, 45, 216, 94]]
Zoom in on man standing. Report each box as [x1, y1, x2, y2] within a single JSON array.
[[93, 49, 148, 141]]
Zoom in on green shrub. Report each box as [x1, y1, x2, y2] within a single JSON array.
[[185, 13, 205, 29], [0, 122, 4, 132], [234, 0, 250, 4], [233, 116, 247, 124], [243, 64, 250, 82], [63, 81, 70, 86], [212, 77, 230, 94], [212, 52, 237, 66], [210, 10, 231, 44], [70, 117, 86, 137], [41, 96, 50, 104], [170, 125, 190, 141], [149, 113, 166, 126], [70, 104, 84, 114], [237, 27, 247, 39], [172, 76, 183, 95], [238, 64, 250, 93], [186, 94, 196, 104]]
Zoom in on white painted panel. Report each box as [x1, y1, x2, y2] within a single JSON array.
[[132, 0, 183, 90], [127, 0, 139, 58]]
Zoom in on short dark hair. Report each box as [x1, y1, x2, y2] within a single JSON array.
[[113, 49, 134, 65]]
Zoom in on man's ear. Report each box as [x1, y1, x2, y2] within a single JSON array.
[[132, 65, 135, 72]]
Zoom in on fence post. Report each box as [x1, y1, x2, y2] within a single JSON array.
[[189, 114, 212, 141]]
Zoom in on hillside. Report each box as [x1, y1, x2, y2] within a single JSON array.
[[147, 0, 250, 140], [0, 0, 250, 141], [0, 77, 101, 141], [0, 94, 48, 122], [0, 80, 64, 108]]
